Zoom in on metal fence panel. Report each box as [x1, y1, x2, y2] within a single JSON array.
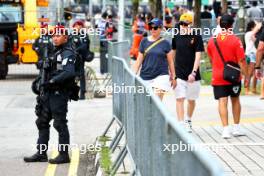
[[123, 68, 136, 157], [111, 55, 224, 176], [112, 58, 124, 123], [108, 40, 130, 68]]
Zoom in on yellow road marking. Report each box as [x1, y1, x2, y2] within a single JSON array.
[[193, 117, 264, 127], [68, 148, 80, 176], [44, 150, 58, 176]]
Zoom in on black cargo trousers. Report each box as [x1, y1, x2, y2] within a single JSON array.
[[35, 90, 69, 154]]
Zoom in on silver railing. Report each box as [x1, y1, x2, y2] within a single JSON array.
[[101, 41, 225, 175]]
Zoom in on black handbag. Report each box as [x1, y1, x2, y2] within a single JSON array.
[[214, 38, 241, 84], [85, 50, 94, 62]]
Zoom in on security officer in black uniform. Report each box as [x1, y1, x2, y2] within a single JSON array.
[[32, 23, 54, 69], [24, 25, 78, 164], [70, 20, 90, 100]]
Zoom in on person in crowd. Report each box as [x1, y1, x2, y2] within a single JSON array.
[[207, 14, 247, 139], [172, 13, 204, 133], [209, 6, 216, 27], [164, 10, 173, 30], [201, 5, 212, 19], [133, 18, 176, 100], [96, 12, 108, 40], [244, 21, 261, 95], [71, 20, 90, 100], [105, 14, 117, 40], [96, 12, 110, 74], [145, 12, 153, 31], [213, 15, 222, 36], [247, 1, 263, 22], [213, 0, 221, 18], [32, 23, 54, 69], [255, 20, 264, 99], [130, 13, 148, 60], [24, 25, 78, 164], [173, 6, 181, 23]]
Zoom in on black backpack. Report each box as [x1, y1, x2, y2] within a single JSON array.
[[63, 47, 82, 77], [61, 47, 81, 101]]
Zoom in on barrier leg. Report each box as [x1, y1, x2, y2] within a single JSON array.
[[102, 117, 115, 137], [110, 146, 128, 176], [110, 127, 124, 153]]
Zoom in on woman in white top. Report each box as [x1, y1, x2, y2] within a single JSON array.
[[244, 21, 261, 94]]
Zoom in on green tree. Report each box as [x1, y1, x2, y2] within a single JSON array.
[[193, 0, 201, 27], [132, 0, 140, 21], [221, 0, 228, 14], [149, 0, 162, 18]]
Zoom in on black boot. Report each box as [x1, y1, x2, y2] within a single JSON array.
[[48, 153, 70, 164], [24, 152, 48, 162]]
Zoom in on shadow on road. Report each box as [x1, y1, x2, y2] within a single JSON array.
[[4, 74, 38, 81]]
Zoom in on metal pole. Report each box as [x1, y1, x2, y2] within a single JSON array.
[[163, 0, 167, 24], [89, 0, 93, 17], [61, 0, 64, 24], [102, 0, 106, 12], [57, 0, 60, 23], [118, 0, 124, 41], [57, 0, 64, 24]]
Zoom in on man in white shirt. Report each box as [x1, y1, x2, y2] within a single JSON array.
[[247, 1, 263, 22]]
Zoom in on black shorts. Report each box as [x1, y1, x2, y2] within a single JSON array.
[[213, 83, 241, 100]]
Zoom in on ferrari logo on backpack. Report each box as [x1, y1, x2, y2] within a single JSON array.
[[233, 86, 239, 94]]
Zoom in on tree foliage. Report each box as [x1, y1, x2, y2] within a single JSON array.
[[193, 0, 201, 27]]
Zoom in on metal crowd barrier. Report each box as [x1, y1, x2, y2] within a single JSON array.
[[108, 40, 130, 73], [103, 45, 224, 175]]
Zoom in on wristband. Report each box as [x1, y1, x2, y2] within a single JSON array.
[[255, 66, 261, 69], [174, 76, 177, 80]]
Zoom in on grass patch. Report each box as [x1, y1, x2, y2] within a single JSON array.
[[201, 71, 212, 85], [99, 135, 112, 143], [200, 52, 212, 85], [98, 136, 112, 175], [100, 146, 112, 175]]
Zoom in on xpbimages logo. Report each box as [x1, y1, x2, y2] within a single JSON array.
[[161, 27, 234, 37], [163, 141, 234, 154], [33, 143, 102, 155], [32, 27, 101, 38]]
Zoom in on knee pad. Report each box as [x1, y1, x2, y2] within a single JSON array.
[[35, 118, 50, 130], [53, 120, 68, 132]]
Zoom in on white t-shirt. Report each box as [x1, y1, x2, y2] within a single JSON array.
[[244, 31, 256, 55]]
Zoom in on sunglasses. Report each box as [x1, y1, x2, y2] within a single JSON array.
[[150, 26, 161, 30], [180, 22, 190, 26]]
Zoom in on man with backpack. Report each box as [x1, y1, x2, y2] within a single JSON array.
[[24, 25, 79, 164], [207, 14, 247, 139]]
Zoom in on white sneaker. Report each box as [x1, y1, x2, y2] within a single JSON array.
[[222, 127, 231, 139], [179, 121, 185, 131], [232, 124, 246, 137], [185, 120, 192, 133]]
